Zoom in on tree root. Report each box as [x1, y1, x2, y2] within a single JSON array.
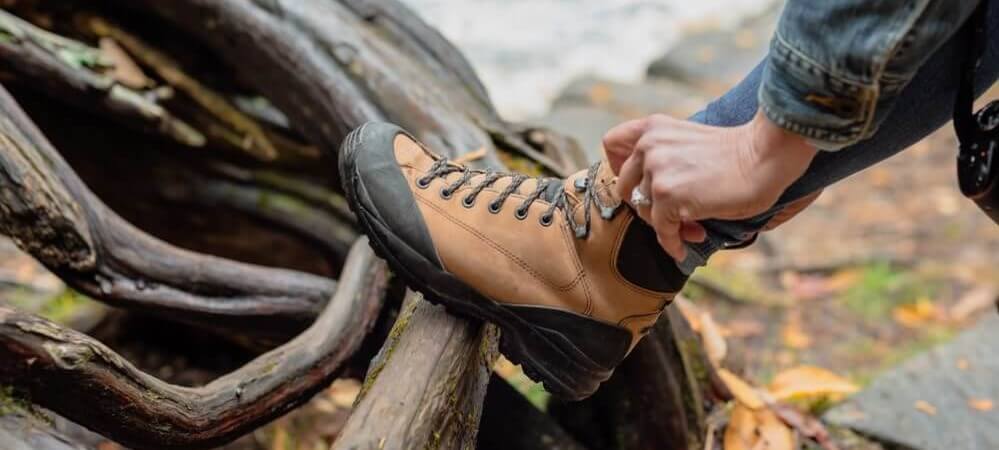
[[0, 83, 337, 342], [0, 239, 387, 450]]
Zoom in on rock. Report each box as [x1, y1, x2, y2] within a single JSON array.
[[825, 314, 999, 450], [536, 77, 709, 162], [646, 6, 779, 96], [533, 105, 625, 163]]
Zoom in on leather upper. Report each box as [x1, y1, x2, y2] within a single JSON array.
[[392, 134, 680, 346]]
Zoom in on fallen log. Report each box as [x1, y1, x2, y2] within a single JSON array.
[[331, 292, 498, 450]]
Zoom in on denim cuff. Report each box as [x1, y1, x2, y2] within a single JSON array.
[[759, 34, 880, 151]]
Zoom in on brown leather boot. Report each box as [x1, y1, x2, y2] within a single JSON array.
[[339, 122, 687, 400]]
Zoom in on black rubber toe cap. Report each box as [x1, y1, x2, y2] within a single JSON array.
[[339, 122, 443, 268]]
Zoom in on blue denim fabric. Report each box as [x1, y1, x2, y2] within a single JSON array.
[[680, 0, 999, 270], [761, 0, 980, 150]]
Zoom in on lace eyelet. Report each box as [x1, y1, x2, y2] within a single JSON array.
[[439, 187, 454, 200], [514, 207, 529, 220], [461, 195, 476, 208], [539, 214, 554, 227], [488, 202, 503, 214], [416, 177, 431, 189]]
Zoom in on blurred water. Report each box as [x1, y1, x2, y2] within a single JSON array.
[[401, 0, 777, 119]]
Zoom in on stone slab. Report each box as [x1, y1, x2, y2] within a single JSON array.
[[825, 314, 999, 450], [538, 77, 710, 163], [646, 6, 778, 96]]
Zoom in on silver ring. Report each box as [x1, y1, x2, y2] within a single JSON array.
[[630, 186, 651, 207]]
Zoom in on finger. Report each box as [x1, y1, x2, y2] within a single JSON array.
[[656, 224, 687, 261], [680, 222, 707, 243], [602, 118, 648, 174], [651, 194, 687, 261], [615, 150, 645, 202]]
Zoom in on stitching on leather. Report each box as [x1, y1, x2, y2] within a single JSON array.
[[557, 210, 591, 315], [416, 192, 582, 291]]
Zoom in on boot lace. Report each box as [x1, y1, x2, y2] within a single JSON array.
[[416, 159, 620, 238]]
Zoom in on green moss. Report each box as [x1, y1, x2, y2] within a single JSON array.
[[40, 289, 95, 324], [358, 303, 415, 400], [0, 385, 46, 422], [497, 151, 544, 177], [690, 266, 788, 306], [839, 263, 940, 320]]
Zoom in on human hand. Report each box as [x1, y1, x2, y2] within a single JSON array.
[[603, 112, 817, 260]]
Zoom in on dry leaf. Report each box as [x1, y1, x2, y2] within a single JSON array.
[[587, 83, 614, 106], [718, 369, 764, 410], [892, 298, 938, 329], [824, 269, 861, 292], [724, 319, 765, 338], [700, 311, 727, 367], [493, 356, 519, 378], [957, 358, 971, 371], [781, 311, 812, 349], [452, 147, 488, 165], [969, 398, 994, 412], [770, 403, 841, 450], [780, 272, 841, 301], [328, 378, 361, 408], [724, 404, 758, 450], [98, 38, 151, 89], [768, 366, 858, 402], [949, 285, 999, 321], [724, 404, 794, 450], [914, 400, 937, 416]]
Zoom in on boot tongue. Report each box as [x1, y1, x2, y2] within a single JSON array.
[[563, 160, 622, 207], [541, 179, 564, 203]]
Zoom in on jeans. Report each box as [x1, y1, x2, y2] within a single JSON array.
[[685, 0, 999, 268]]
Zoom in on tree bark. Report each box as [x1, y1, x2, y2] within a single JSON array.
[[331, 292, 498, 450], [0, 239, 386, 450]]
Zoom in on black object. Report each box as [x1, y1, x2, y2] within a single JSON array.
[[954, 0, 999, 224]]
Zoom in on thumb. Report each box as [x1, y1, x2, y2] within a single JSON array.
[[602, 118, 647, 174]]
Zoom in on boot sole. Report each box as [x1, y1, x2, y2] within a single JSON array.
[[339, 124, 614, 401]]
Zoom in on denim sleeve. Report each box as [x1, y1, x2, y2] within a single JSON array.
[[760, 0, 980, 150]]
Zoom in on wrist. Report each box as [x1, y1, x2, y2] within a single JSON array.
[[749, 111, 818, 167]]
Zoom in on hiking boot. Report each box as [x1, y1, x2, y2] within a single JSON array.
[[339, 122, 688, 400]]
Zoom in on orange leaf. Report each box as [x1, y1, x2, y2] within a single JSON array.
[[969, 398, 994, 412], [767, 366, 858, 402], [452, 147, 488, 165], [892, 298, 938, 329], [724, 404, 794, 450], [914, 400, 938, 416], [700, 311, 727, 367], [780, 311, 812, 350], [328, 378, 361, 408], [724, 404, 758, 450], [719, 369, 764, 410]]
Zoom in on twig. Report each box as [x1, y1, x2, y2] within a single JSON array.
[[0, 9, 205, 147], [86, 15, 279, 161]]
